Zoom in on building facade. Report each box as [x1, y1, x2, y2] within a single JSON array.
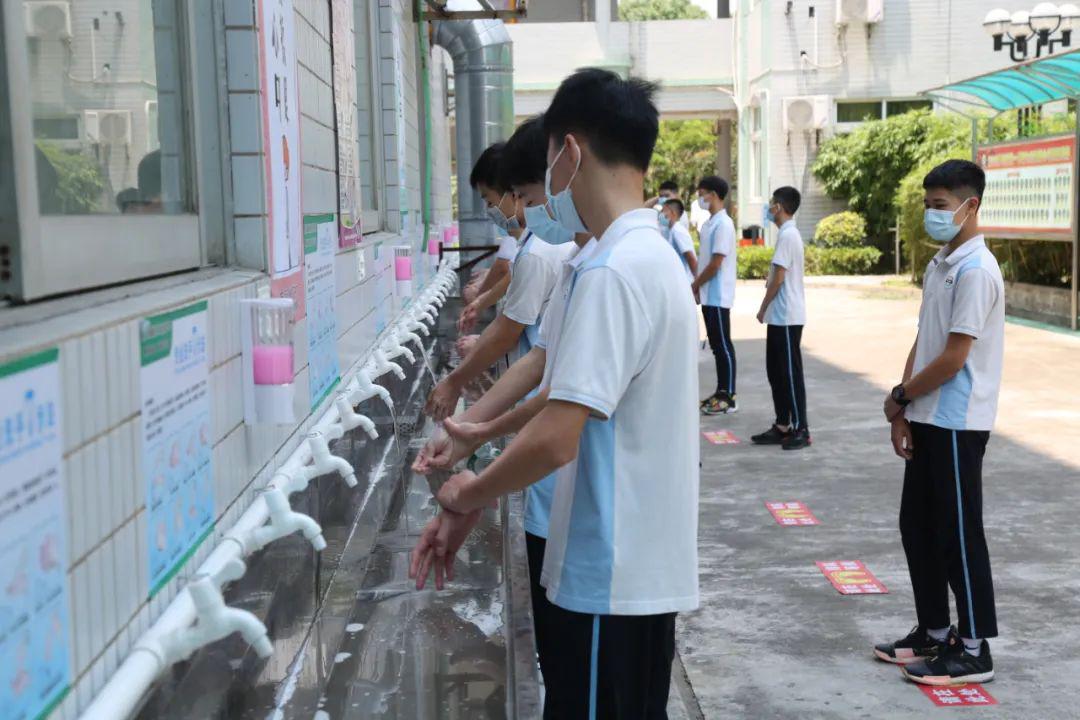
[[0, 1, 454, 717]]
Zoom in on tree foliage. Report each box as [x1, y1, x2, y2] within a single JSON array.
[[813, 211, 866, 248], [36, 141, 106, 213], [618, 0, 708, 21], [646, 119, 717, 202]]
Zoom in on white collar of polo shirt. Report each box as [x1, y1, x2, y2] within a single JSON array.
[[939, 234, 986, 266], [594, 208, 662, 254]]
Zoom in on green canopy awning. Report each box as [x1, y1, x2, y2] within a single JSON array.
[[924, 49, 1080, 113]]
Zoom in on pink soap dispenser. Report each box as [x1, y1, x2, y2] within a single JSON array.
[[241, 298, 296, 424]]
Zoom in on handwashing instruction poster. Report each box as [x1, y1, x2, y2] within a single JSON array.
[[0, 348, 71, 720], [140, 302, 214, 597], [304, 214, 340, 409]]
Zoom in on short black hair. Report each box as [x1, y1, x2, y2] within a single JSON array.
[[501, 115, 547, 189], [923, 159, 986, 201], [697, 175, 729, 200], [542, 68, 659, 172], [470, 142, 506, 191], [772, 186, 801, 215], [663, 197, 685, 215], [659, 180, 679, 192]]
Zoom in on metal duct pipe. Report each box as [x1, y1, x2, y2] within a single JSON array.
[[433, 20, 514, 247]]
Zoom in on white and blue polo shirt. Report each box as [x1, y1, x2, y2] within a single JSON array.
[[906, 236, 1004, 432], [699, 209, 737, 308], [764, 219, 806, 326], [664, 222, 696, 282], [502, 230, 575, 356], [541, 209, 700, 616], [525, 238, 599, 539]]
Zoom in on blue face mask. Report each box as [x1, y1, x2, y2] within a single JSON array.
[[658, 213, 671, 229], [923, 198, 973, 243], [487, 193, 520, 233], [544, 145, 589, 235], [763, 205, 776, 226], [523, 202, 575, 245]]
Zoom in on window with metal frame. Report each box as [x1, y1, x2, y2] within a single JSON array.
[[2, 0, 226, 302], [355, 0, 383, 233]]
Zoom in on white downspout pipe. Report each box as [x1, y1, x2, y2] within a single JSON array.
[[79, 269, 455, 720]]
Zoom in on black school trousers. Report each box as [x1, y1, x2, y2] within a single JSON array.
[[900, 421, 998, 639], [542, 601, 676, 719], [765, 324, 808, 431], [702, 305, 736, 396]]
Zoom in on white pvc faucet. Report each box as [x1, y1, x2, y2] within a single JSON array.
[[249, 488, 327, 552], [381, 339, 415, 366], [397, 327, 424, 354], [353, 367, 393, 408], [159, 576, 273, 664], [370, 349, 405, 381], [304, 430, 357, 488], [334, 392, 379, 439], [414, 305, 437, 325], [406, 315, 430, 337]]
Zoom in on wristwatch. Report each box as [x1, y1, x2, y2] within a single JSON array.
[[891, 383, 910, 407]]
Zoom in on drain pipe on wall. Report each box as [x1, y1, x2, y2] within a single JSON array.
[[80, 272, 456, 720], [433, 18, 514, 248]]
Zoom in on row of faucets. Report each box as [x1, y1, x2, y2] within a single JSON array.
[[144, 271, 455, 670]]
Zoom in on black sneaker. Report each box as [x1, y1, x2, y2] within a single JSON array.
[[782, 428, 811, 450], [751, 425, 791, 445], [874, 625, 953, 665], [903, 636, 994, 686]]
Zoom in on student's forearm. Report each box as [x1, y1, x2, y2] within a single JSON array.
[[759, 277, 782, 311], [475, 273, 512, 311], [903, 334, 973, 399], [685, 253, 699, 277], [478, 260, 509, 294], [458, 401, 585, 510], [458, 348, 546, 423], [693, 256, 723, 288], [480, 389, 549, 439], [901, 338, 918, 383], [446, 316, 523, 388]]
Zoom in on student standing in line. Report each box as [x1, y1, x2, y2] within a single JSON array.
[[411, 114, 595, 691], [646, 179, 691, 230], [752, 186, 811, 450], [875, 160, 1002, 686], [426, 142, 574, 420], [693, 175, 738, 415], [660, 197, 698, 285], [430, 68, 699, 718]]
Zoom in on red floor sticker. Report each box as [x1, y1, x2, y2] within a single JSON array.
[[919, 685, 998, 707], [766, 501, 820, 526], [703, 430, 740, 445], [815, 561, 888, 594]]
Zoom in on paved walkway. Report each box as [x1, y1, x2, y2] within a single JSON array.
[[681, 278, 1080, 718]]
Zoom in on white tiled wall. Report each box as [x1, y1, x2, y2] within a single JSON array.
[[0, 1, 454, 717]]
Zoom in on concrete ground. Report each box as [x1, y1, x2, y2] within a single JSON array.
[[680, 277, 1080, 718]]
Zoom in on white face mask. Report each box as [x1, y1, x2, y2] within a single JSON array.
[[923, 197, 974, 243], [544, 144, 588, 234], [697, 196, 709, 211]]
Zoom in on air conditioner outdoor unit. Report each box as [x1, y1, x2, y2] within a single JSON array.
[[782, 96, 830, 133], [83, 110, 133, 147], [836, 0, 883, 26], [25, 1, 72, 39]]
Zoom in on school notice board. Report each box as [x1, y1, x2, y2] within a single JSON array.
[[140, 302, 214, 597], [0, 348, 71, 720], [976, 134, 1075, 241]]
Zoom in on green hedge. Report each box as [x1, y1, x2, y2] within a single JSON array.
[[813, 211, 867, 248], [737, 245, 883, 279]]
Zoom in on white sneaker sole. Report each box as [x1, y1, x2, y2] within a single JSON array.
[[902, 667, 995, 686], [873, 648, 925, 665]]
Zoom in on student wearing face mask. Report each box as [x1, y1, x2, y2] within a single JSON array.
[[693, 175, 738, 415], [660, 198, 698, 285], [645, 179, 691, 230], [430, 68, 699, 718], [427, 137, 576, 420], [876, 160, 1003, 687], [410, 114, 594, 693], [753, 186, 811, 450]]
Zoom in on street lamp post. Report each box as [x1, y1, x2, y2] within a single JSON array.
[[984, 3, 1080, 61]]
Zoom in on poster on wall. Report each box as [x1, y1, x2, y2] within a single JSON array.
[[304, 214, 340, 409], [259, 0, 305, 317], [389, 15, 411, 231], [976, 134, 1075, 241], [331, 0, 363, 248], [140, 302, 214, 597], [374, 241, 388, 334], [0, 348, 71, 720]]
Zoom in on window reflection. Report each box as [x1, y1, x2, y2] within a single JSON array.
[[26, 0, 189, 215]]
